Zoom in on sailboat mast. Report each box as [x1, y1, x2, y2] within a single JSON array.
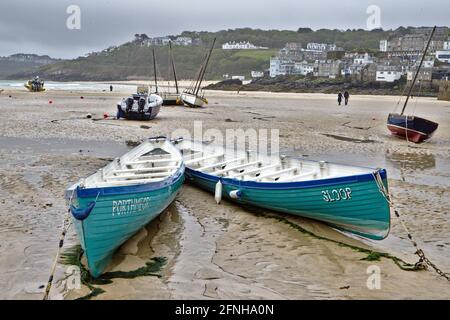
[[401, 26, 436, 115], [195, 38, 216, 96], [169, 41, 179, 94], [192, 52, 208, 94], [152, 48, 158, 94]]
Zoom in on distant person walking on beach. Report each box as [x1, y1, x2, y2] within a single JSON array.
[[110, 85, 113, 92], [344, 91, 350, 105], [337, 92, 343, 106]]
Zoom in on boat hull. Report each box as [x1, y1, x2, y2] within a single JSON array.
[[72, 170, 184, 278], [387, 113, 438, 143], [180, 93, 207, 108], [117, 93, 163, 121], [185, 168, 390, 240], [24, 82, 45, 92], [117, 104, 161, 121], [161, 93, 182, 106]]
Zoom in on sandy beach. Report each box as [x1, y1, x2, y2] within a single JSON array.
[[0, 87, 449, 300]]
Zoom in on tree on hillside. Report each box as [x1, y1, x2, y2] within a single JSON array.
[[297, 28, 313, 33]]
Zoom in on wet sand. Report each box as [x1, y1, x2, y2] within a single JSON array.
[[0, 88, 449, 299]]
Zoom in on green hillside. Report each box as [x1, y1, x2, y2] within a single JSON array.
[[8, 27, 447, 81], [10, 44, 278, 81]]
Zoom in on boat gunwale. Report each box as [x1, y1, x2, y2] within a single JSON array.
[[185, 167, 387, 190], [179, 139, 388, 172], [75, 165, 185, 198], [388, 113, 439, 126]]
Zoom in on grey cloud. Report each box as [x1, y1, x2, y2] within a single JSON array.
[[0, 0, 448, 58]]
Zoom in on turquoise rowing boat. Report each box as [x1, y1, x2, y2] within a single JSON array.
[[174, 139, 390, 240], [66, 137, 184, 278]]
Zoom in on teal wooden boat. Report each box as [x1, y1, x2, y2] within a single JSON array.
[[174, 139, 390, 240], [66, 137, 184, 278]]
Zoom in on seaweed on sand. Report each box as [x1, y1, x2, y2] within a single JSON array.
[[60, 245, 167, 300], [245, 208, 422, 272]]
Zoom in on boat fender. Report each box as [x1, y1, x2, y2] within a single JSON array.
[[70, 202, 96, 221], [229, 190, 242, 199], [215, 180, 223, 204]]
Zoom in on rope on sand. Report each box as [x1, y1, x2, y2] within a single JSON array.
[[42, 190, 75, 300], [42, 211, 72, 300]]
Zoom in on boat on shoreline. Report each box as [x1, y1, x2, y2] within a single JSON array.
[[117, 48, 163, 121], [173, 138, 391, 240], [24, 76, 45, 92], [387, 26, 439, 143], [161, 41, 183, 106], [65, 137, 184, 278], [181, 38, 216, 108], [117, 87, 163, 121]]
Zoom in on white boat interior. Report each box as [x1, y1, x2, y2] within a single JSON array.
[[175, 139, 374, 183], [71, 139, 182, 189], [119, 93, 163, 113]]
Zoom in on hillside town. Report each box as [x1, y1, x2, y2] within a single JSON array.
[[267, 27, 450, 89], [133, 34, 203, 47]]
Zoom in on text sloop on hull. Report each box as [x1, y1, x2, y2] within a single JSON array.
[[173, 139, 391, 241]]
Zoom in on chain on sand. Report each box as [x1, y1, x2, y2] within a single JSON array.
[[373, 170, 450, 282]]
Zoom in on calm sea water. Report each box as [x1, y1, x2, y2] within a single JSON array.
[[0, 80, 136, 92]]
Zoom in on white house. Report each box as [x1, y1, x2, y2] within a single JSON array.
[[354, 53, 374, 65], [294, 61, 315, 76], [420, 57, 435, 68], [270, 57, 294, 77], [145, 37, 171, 46], [222, 41, 268, 50], [443, 39, 450, 51], [232, 75, 246, 81], [379, 40, 388, 52], [306, 43, 337, 52], [174, 37, 193, 46], [251, 71, 264, 78], [436, 51, 450, 63], [376, 65, 403, 82]]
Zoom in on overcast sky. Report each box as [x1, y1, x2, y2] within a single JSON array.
[[0, 0, 448, 59]]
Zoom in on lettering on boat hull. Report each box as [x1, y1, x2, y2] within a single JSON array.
[[112, 197, 151, 216], [322, 188, 352, 203]]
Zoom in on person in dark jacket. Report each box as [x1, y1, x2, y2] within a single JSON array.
[[344, 91, 350, 105], [337, 92, 343, 106], [110, 85, 113, 92]]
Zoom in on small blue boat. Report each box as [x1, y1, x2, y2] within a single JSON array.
[[174, 139, 390, 241], [66, 137, 184, 278]]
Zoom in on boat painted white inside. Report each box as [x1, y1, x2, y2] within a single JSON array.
[[175, 139, 376, 183], [68, 138, 183, 191]]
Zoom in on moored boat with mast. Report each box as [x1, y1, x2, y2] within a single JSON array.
[[387, 26, 439, 143], [161, 41, 182, 105], [180, 38, 216, 108]]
